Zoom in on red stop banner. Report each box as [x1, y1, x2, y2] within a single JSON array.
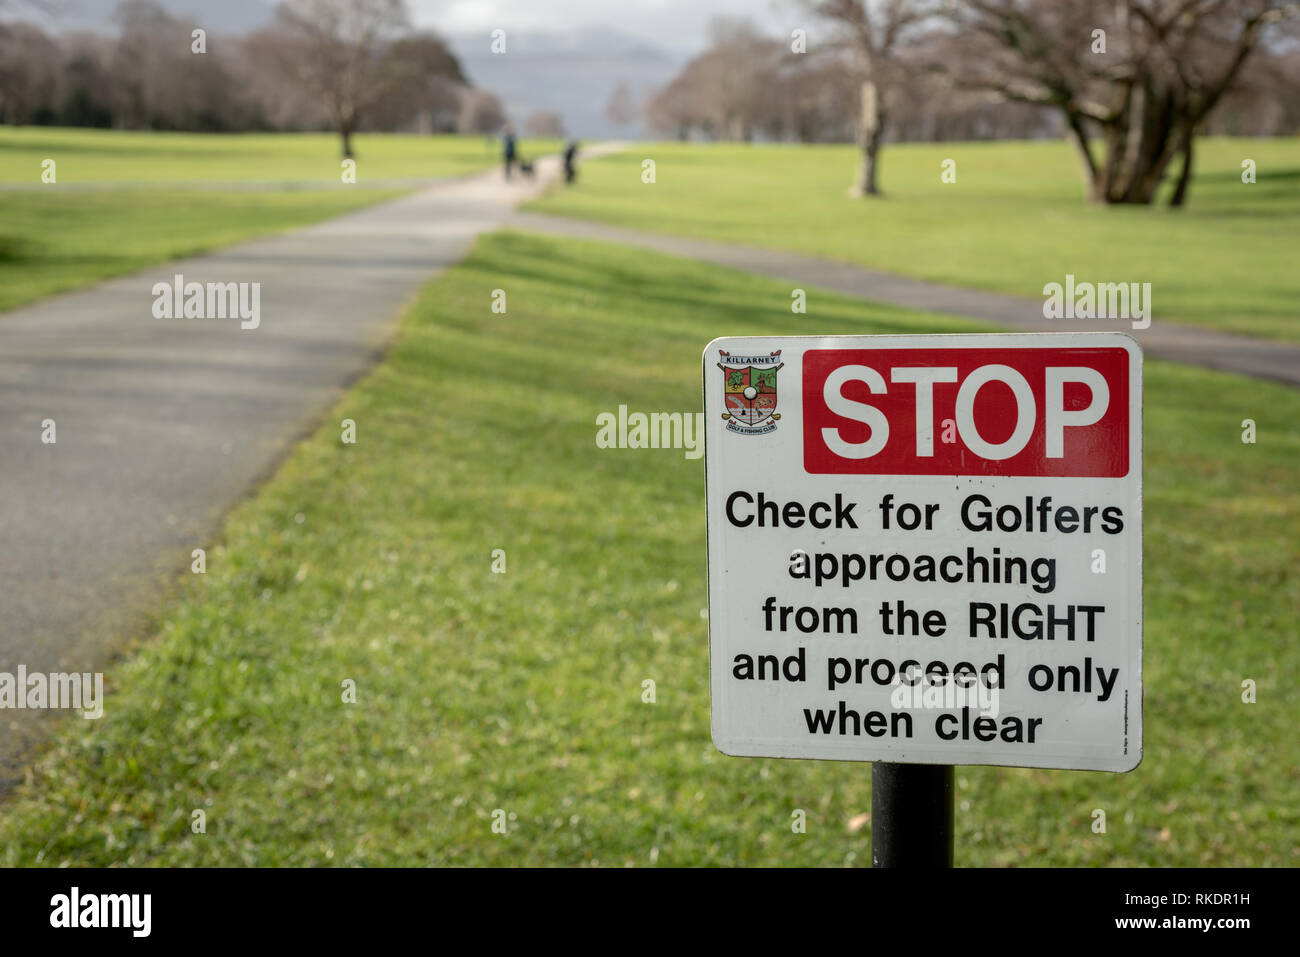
[[802, 346, 1131, 477]]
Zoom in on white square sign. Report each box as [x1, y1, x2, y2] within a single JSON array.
[[704, 333, 1142, 771]]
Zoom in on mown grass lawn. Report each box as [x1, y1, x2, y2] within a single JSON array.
[[0, 128, 561, 314], [0, 188, 404, 313], [0, 231, 1294, 866], [0, 127, 552, 184], [531, 137, 1300, 342]]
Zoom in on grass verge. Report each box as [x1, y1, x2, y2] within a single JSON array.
[[0, 128, 552, 184], [0, 188, 402, 313], [0, 128, 562, 314]]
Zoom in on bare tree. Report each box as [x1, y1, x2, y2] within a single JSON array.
[[809, 0, 938, 196], [703, 18, 776, 141], [644, 18, 785, 141], [364, 31, 467, 132], [644, 74, 700, 139], [525, 110, 565, 138], [0, 21, 61, 123], [457, 88, 505, 134], [1204, 48, 1300, 136], [111, 1, 191, 128], [58, 34, 117, 128], [271, 0, 410, 157], [767, 49, 860, 142], [604, 80, 634, 131], [943, 0, 1299, 205]]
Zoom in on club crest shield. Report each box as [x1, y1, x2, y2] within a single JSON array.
[[718, 350, 783, 435]]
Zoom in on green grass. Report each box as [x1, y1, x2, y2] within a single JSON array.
[[0, 127, 555, 184], [530, 137, 1300, 342], [0, 231, 1294, 866], [0, 188, 406, 313], [0, 127, 561, 314]]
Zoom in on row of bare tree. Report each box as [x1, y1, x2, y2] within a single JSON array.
[[0, 0, 505, 150], [645, 19, 1056, 146], [647, 1, 1300, 205]]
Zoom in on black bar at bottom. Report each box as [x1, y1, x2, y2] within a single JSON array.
[[871, 762, 955, 868]]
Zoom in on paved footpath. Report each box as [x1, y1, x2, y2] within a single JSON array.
[[0, 152, 605, 785], [508, 211, 1300, 389]]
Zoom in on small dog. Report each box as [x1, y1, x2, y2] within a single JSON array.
[[518, 158, 535, 178]]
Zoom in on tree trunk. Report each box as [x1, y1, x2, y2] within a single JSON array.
[[1064, 110, 1104, 202], [340, 126, 354, 159], [1169, 131, 1194, 208], [1111, 82, 1186, 205], [1087, 84, 1185, 206], [1113, 82, 1151, 201], [852, 80, 883, 198]]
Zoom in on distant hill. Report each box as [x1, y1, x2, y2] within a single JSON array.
[[446, 28, 682, 140], [29, 0, 276, 33]]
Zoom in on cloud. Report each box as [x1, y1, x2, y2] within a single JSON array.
[[409, 0, 784, 54]]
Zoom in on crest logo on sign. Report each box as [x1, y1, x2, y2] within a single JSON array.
[[718, 350, 783, 435]]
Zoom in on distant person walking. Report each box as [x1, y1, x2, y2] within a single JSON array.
[[563, 140, 579, 184], [502, 125, 517, 181]]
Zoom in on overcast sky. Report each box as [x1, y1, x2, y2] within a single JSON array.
[[408, 0, 791, 54]]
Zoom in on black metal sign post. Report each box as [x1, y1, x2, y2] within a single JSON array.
[[871, 762, 955, 868]]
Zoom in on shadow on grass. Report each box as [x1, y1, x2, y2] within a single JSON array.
[[0, 235, 41, 264]]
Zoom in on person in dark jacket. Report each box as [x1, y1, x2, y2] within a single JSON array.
[[563, 140, 579, 184], [502, 125, 517, 181]]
